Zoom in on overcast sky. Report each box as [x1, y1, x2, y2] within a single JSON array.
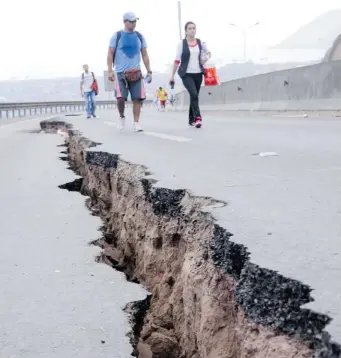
[[1, 0, 341, 80]]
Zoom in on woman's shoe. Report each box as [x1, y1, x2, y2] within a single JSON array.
[[194, 116, 202, 128]]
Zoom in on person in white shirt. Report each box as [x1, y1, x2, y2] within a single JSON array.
[[80, 64, 98, 119], [170, 21, 210, 128]]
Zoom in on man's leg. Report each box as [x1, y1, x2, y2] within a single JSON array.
[[115, 74, 129, 130], [90, 91, 97, 117], [84, 92, 91, 118], [133, 100, 141, 122], [117, 98, 125, 117], [130, 78, 145, 132]]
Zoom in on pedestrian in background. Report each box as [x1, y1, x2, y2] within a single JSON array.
[[170, 21, 211, 128], [156, 87, 168, 111], [80, 64, 98, 119]]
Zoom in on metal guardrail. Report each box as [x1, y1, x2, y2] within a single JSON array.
[[0, 100, 152, 119]]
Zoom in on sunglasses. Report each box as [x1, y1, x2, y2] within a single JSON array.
[[125, 20, 137, 23]]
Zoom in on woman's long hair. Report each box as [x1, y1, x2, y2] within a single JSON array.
[[184, 21, 196, 38]]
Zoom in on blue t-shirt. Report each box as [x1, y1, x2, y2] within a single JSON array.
[[109, 31, 147, 73]]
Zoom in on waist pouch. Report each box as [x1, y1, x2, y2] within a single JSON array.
[[124, 69, 142, 83]]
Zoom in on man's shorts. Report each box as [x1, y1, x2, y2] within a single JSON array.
[[115, 72, 146, 101], [160, 100, 166, 106]]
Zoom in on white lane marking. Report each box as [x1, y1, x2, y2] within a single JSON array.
[[143, 131, 192, 142], [104, 121, 117, 127], [272, 114, 308, 118], [103, 121, 191, 142], [309, 166, 341, 173]]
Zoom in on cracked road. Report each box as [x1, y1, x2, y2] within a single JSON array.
[[1, 108, 341, 354], [60, 108, 341, 344]]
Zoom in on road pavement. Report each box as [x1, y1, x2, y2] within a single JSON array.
[[61, 108, 341, 343], [0, 116, 145, 358]]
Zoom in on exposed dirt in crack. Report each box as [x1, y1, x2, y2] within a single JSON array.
[[41, 119, 341, 358]]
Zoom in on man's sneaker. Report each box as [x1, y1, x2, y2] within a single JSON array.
[[133, 122, 143, 132], [194, 116, 202, 128], [118, 117, 125, 131], [92, 114, 99, 119], [86, 115, 91, 119]]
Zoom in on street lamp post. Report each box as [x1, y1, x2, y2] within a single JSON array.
[[178, 1, 183, 40], [229, 22, 260, 62]]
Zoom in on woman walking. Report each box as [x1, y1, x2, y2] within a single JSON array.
[[170, 21, 211, 128]]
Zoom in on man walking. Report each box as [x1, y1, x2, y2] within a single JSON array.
[[80, 64, 98, 119], [107, 12, 152, 132]]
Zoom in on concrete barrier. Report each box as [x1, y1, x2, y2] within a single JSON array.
[[177, 60, 341, 111]]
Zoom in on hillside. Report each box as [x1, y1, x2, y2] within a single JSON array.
[[273, 9, 341, 50]]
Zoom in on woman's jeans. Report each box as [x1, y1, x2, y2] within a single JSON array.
[[84, 91, 96, 117], [181, 73, 203, 124]]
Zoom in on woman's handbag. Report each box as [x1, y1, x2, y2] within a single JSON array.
[[204, 65, 219, 86]]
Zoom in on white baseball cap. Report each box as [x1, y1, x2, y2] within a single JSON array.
[[123, 12, 139, 22]]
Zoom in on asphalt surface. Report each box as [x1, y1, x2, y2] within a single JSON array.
[[0, 116, 145, 358], [61, 108, 341, 343]]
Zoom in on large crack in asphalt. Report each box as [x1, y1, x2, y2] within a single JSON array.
[[41, 119, 341, 358]]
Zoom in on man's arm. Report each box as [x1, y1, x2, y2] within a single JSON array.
[[107, 48, 115, 74], [107, 33, 117, 81], [80, 78, 84, 96], [140, 34, 151, 75], [141, 48, 151, 73]]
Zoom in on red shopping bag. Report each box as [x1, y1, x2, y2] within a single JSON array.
[[204, 66, 219, 86], [90, 80, 99, 96]]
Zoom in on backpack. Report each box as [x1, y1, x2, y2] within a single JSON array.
[[113, 31, 143, 63]]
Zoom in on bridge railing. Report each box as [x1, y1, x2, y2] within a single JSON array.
[[0, 100, 153, 119], [0, 100, 118, 119]]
